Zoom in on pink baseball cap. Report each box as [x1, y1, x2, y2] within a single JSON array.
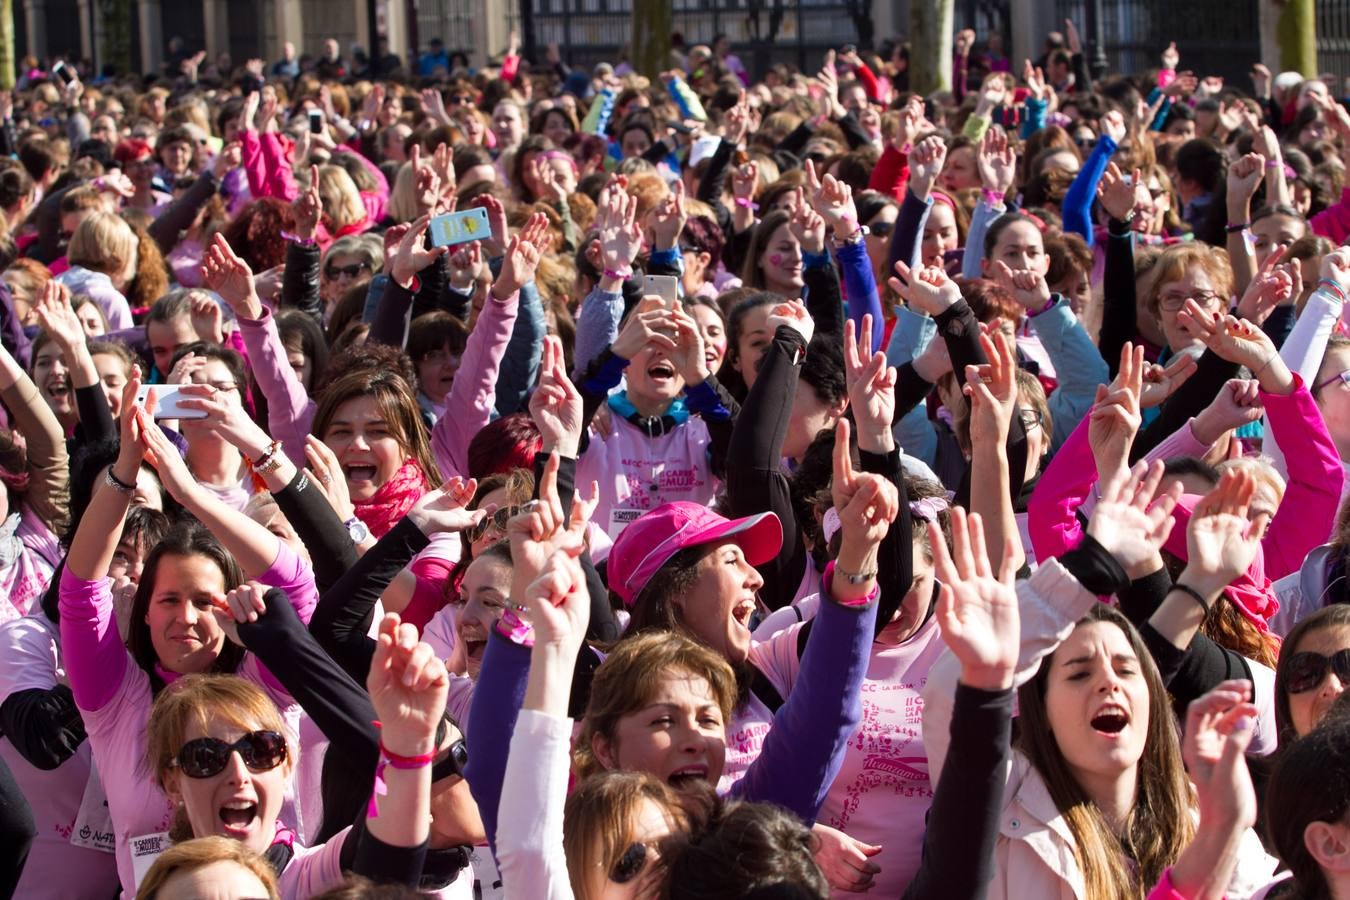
[[607, 502, 782, 607]]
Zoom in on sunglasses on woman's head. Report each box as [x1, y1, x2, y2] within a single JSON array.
[[171, 730, 288, 779], [610, 841, 656, 884], [1287, 649, 1350, 694], [465, 506, 521, 544], [326, 262, 371, 280]]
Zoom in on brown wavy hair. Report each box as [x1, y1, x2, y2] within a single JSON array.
[[312, 368, 443, 489]]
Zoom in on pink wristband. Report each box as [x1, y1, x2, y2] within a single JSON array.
[[603, 267, 633, 280], [981, 188, 1005, 206], [1027, 294, 1058, 318], [497, 607, 534, 647], [734, 197, 760, 210]]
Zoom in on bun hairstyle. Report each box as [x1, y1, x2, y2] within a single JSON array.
[[0, 166, 33, 212]]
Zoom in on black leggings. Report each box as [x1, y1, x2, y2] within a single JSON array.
[[0, 755, 35, 899]]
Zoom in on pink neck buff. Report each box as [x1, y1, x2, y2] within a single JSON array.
[[353, 458, 430, 538]]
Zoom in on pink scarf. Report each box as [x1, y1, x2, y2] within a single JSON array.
[[1162, 494, 1279, 634], [353, 458, 429, 538]]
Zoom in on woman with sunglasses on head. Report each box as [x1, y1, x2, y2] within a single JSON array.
[[59, 373, 325, 894], [142, 607, 446, 898]]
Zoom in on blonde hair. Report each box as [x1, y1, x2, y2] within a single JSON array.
[[135, 836, 279, 900], [145, 674, 293, 791], [386, 161, 421, 223], [317, 165, 366, 232], [575, 632, 737, 779], [67, 211, 138, 283], [1143, 243, 1235, 318], [563, 772, 691, 899]]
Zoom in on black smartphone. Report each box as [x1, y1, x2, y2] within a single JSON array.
[[308, 109, 323, 134], [52, 61, 75, 86]]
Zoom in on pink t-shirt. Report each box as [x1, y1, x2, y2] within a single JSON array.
[[576, 415, 718, 541], [276, 827, 350, 900], [753, 609, 947, 898], [0, 614, 119, 899]]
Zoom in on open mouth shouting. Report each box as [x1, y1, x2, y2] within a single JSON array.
[[666, 763, 709, 789], [1090, 703, 1130, 738], [218, 796, 260, 839]]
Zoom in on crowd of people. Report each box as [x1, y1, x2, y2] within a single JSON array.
[[1, 18, 1350, 900]]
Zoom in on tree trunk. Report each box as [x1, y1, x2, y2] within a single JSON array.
[[910, 0, 953, 95], [101, 0, 133, 76], [1277, 0, 1316, 78], [632, 0, 672, 81], [0, 0, 12, 90]]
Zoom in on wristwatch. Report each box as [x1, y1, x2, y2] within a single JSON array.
[[344, 517, 370, 545]]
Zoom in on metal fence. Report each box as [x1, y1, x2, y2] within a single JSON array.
[[1318, 0, 1350, 88], [1053, 0, 1258, 85]]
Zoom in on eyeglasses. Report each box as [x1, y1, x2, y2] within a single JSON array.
[[1158, 290, 1222, 313], [1286, 649, 1350, 694], [1018, 408, 1043, 430], [1075, 136, 1096, 149], [326, 262, 371, 280], [465, 506, 521, 545], [1317, 368, 1350, 393], [170, 730, 288, 779], [610, 841, 656, 884], [868, 219, 896, 238], [448, 94, 474, 106]]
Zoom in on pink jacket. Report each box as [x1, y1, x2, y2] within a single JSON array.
[[237, 308, 314, 468], [1028, 376, 1343, 583], [431, 290, 520, 481], [240, 131, 389, 246], [1312, 186, 1350, 246]]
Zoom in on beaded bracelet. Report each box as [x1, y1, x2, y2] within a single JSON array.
[[1317, 279, 1348, 303]]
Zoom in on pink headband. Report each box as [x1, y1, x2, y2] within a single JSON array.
[[931, 191, 957, 211]]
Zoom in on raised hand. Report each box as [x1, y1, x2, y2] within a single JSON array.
[[991, 259, 1051, 312], [447, 240, 483, 292], [977, 125, 1016, 199], [1097, 163, 1152, 224], [787, 186, 827, 255], [974, 73, 1008, 117], [391, 213, 450, 289], [479, 193, 509, 259], [407, 476, 485, 535], [1182, 680, 1259, 840], [32, 281, 84, 352], [201, 233, 262, 319], [668, 304, 709, 387], [209, 582, 270, 646], [611, 296, 678, 360], [1236, 246, 1299, 325], [1086, 460, 1182, 577], [95, 170, 135, 200], [368, 613, 449, 758], [212, 142, 242, 181], [890, 260, 961, 316], [1100, 109, 1127, 146], [113, 367, 150, 483], [520, 548, 590, 653], [421, 87, 451, 125], [507, 452, 597, 603], [304, 435, 356, 523], [597, 183, 642, 276], [492, 211, 549, 299], [765, 298, 815, 346], [138, 400, 203, 501], [805, 159, 859, 237], [529, 335, 584, 456], [1226, 153, 1266, 214], [1192, 378, 1264, 447], [831, 419, 900, 566], [1176, 303, 1293, 394], [844, 315, 896, 452], [430, 142, 456, 201], [964, 330, 1018, 448], [1023, 59, 1048, 102], [648, 179, 687, 252], [1183, 468, 1266, 595], [907, 135, 947, 201], [1089, 343, 1146, 482], [1320, 246, 1350, 297], [894, 95, 926, 151], [241, 91, 260, 132], [929, 505, 1019, 690], [1138, 353, 1198, 409], [1164, 71, 1199, 99], [189, 293, 225, 345], [409, 145, 442, 214], [1161, 41, 1180, 71]]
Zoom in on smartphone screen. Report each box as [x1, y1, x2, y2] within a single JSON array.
[[429, 207, 491, 248], [308, 110, 323, 134]]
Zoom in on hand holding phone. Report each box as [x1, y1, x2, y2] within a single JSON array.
[[135, 385, 208, 419], [429, 208, 491, 248]]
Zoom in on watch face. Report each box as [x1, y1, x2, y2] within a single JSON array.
[[347, 519, 370, 543]]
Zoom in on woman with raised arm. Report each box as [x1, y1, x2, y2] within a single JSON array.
[[58, 374, 323, 894]]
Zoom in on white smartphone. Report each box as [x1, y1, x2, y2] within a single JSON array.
[[642, 274, 679, 308], [135, 385, 208, 419]]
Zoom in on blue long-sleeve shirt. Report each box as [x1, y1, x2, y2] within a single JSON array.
[[1062, 134, 1117, 248], [1025, 295, 1110, 450], [571, 284, 624, 380], [835, 238, 884, 353]]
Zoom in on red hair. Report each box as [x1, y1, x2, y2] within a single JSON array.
[[466, 412, 542, 480]]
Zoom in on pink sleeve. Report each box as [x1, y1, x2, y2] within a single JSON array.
[[868, 144, 908, 200], [432, 290, 520, 479], [1261, 376, 1345, 581], [855, 63, 880, 102], [259, 540, 319, 624], [335, 146, 390, 224], [401, 576, 448, 633], [237, 309, 315, 467], [1143, 418, 1211, 465], [260, 132, 299, 202], [56, 568, 128, 712], [1026, 414, 1098, 563], [502, 54, 520, 84], [241, 130, 269, 200], [1144, 869, 1188, 900], [1157, 69, 1177, 90], [1311, 187, 1350, 246]]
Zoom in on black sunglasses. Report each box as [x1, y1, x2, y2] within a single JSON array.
[[325, 262, 371, 279], [171, 730, 288, 779], [610, 841, 655, 884], [1287, 649, 1350, 694], [448, 94, 474, 105], [465, 506, 521, 544], [868, 219, 896, 238]]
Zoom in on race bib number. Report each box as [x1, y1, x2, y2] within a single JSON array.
[[130, 831, 171, 888]]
